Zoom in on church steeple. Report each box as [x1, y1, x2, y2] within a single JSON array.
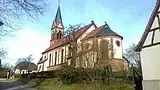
[[52, 6, 64, 29], [51, 2, 64, 41]]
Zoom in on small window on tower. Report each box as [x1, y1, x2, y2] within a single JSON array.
[[116, 40, 120, 47]]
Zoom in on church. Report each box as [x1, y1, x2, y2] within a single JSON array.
[[37, 5, 128, 72]]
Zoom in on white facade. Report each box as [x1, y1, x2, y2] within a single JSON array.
[[135, 1, 160, 89], [141, 45, 160, 80]]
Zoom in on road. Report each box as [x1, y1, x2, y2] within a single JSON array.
[[0, 78, 37, 90]]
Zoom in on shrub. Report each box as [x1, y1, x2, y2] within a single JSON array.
[[57, 66, 130, 85], [15, 74, 21, 78]]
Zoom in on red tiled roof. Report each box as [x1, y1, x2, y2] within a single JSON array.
[[83, 24, 106, 40], [42, 38, 68, 54], [42, 22, 94, 54], [83, 23, 123, 40], [135, 0, 160, 51]]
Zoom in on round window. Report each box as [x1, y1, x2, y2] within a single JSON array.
[[116, 40, 120, 47]]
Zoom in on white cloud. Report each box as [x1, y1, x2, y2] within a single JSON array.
[[4, 29, 50, 65]]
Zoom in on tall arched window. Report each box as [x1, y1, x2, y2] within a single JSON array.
[[55, 51, 57, 65], [52, 53, 54, 65], [61, 49, 64, 63], [49, 54, 52, 66], [100, 40, 109, 60]]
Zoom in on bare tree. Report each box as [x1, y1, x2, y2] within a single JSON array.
[[0, 0, 46, 37], [65, 24, 84, 67], [124, 43, 141, 68], [124, 43, 142, 79], [16, 54, 34, 65], [0, 48, 7, 59], [0, 0, 46, 65]]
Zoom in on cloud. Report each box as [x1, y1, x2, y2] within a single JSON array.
[[4, 29, 50, 65]]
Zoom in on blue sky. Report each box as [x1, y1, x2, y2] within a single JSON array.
[[2, 0, 157, 65]]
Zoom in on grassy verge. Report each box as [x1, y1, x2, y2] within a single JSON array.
[[22, 78, 135, 90]]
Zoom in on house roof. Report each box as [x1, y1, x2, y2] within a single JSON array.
[[135, 0, 160, 51], [83, 23, 123, 40], [42, 22, 94, 54], [15, 61, 37, 71]]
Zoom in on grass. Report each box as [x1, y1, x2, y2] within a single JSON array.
[[24, 78, 135, 90]]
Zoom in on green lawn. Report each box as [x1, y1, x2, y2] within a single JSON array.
[[32, 78, 135, 90]]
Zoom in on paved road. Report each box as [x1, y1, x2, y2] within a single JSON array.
[[0, 78, 37, 90]]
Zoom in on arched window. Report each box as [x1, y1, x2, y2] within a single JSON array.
[[100, 40, 109, 60], [68, 46, 72, 57], [57, 33, 59, 39], [55, 51, 57, 65], [61, 49, 64, 63], [115, 40, 120, 47], [49, 54, 52, 66]]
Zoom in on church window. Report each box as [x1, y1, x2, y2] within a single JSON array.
[[52, 53, 54, 65], [57, 33, 59, 39], [116, 40, 120, 47], [61, 49, 64, 63], [68, 46, 72, 57], [49, 54, 52, 66], [100, 40, 109, 60], [55, 51, 57, 65], [59, 33, 62, 39]]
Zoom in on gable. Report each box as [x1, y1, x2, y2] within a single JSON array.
[[77, 24, 96, 42], [135, 0, 160, 51], [150, 15, 159, 29]]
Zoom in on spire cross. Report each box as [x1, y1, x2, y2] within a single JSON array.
[[58, 0, 60, 6]]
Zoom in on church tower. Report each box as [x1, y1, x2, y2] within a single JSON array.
[[50, 4, 64, 45]]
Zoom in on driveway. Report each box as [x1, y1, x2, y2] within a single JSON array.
[[0, 78, 37, 90]]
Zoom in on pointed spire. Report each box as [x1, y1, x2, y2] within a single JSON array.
[[51, 3, 64, 29], [55, 6, 62, 24], [104, 21, 109, 28], [58, 0, 60, 6]]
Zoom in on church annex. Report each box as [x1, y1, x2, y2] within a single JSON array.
[[37, 5, 128, 72]]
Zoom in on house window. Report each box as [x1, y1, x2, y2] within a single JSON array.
[[49, 54, 52, 66], [61, 49, 64, 63], [55, 51, 57, 65]]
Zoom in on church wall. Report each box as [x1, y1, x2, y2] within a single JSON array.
[[42, 54, 48, 71], [77, 38, 96, 68], [42, 45, 69, 71], [140, 45, 160, 80], [84, 36, 123, 60], [77, 35, 123, 69], [112, 37, 123, 59], [37, 63, 43, 72], [77, 25, 96, 43]]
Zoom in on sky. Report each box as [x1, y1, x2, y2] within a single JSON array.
[[1, 0, 157, 65]]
